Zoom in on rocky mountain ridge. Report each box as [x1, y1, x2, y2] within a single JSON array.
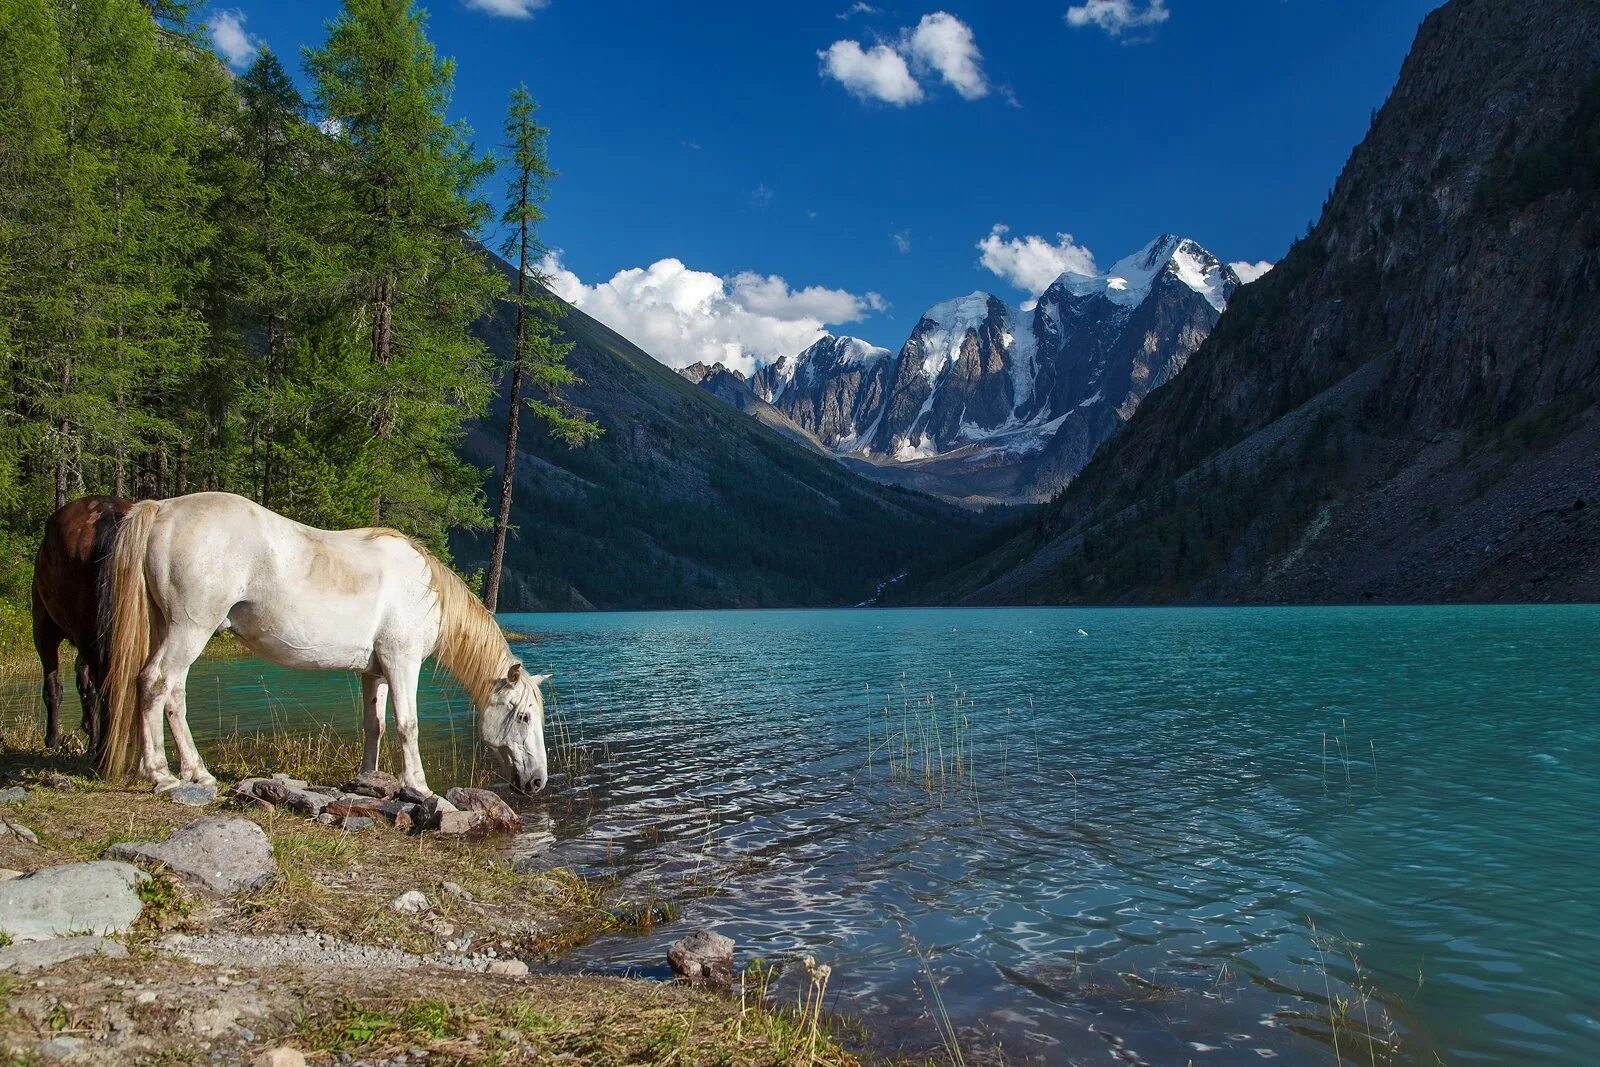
[[688, 235, 1240, 504]]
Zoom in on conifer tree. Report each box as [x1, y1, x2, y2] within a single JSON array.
[[305, 0, 503, 548], [483, 84, 597, 612]]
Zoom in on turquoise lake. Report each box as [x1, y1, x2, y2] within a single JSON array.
[[68, 605, 1600, 1064]]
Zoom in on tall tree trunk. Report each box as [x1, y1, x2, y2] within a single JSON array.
[[484, 169, 532, 613], [54, 359, 71, 510]]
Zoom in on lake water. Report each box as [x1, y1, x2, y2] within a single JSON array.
[[26, 605, 1600, 1064]]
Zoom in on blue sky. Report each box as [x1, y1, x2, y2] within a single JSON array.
[[206, 0, 1441, 374]]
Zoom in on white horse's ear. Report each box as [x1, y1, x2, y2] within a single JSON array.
[[529, 673, 552, 687], [506, 663, 523, 683]]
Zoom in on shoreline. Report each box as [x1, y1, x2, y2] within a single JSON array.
[[0, 713, 868, 1066]]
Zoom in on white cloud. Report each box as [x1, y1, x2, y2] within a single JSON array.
[[819, 11, 988, 105], [1065, 0, 1170, 39], [750, 183, 773, 207], [892, 230, 912, 253], [540, 254, 884, 376], [837, 2, 880, 17], [208, 10, 260, 70], [902, 12, 988, 100], [818, 40, 924, 105], [1230, 260, 1274, 284], [463, 0, 550, 18], [976, 224, 1099, 297], [317, 117, 345, 138]]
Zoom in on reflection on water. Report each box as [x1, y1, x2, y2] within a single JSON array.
[[11, 605, 1599, 1064]]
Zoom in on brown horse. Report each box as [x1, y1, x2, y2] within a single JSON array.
[[31, 496, 131, 757]]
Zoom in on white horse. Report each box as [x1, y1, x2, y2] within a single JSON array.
[[101, 492, 549, 795]]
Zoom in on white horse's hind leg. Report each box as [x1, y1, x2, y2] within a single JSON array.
[[384, 661, 429, 795], [138, 623, 214, 791], [360, 673, 389, 774]]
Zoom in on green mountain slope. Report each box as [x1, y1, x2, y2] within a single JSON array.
[[905, 0, 1600, 606], [453, 257, 982, 610]]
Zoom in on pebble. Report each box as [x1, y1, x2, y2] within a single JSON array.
[[391, 890, 431, 914], [487, 959, 528, 976], [0, 786, 27, 804], [166, 782, 218, 807], [34, 1035, 87, 1062], [440, 880, 473, 901], [339, 816, 375, 831], [252, 1049, 307, 1067]]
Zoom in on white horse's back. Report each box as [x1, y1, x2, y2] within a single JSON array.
[[138, 493, 436, 673]]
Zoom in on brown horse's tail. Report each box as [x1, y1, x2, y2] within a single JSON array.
[[99, 500, 160, 779]]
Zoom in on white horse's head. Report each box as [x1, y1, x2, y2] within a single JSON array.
[[482, 662, 550, 793]]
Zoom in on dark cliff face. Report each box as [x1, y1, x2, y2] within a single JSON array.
[[916, 0, 1600, 605]]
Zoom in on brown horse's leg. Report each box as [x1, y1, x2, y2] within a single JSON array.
[[75, 655, 99, 754], [32, 595, 65, 750]]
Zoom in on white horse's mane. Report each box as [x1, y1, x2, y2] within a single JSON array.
[[375, 530, 515, 708]]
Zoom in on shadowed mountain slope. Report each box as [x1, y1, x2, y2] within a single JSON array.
[[904, 0, 1600, 605], [452, 257, 984, 610]]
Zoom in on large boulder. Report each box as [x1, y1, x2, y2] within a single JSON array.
[[0, 862, 146, 942], [105, 816, 275, 896], [0, 935, 129, 974], [444, 788, 521, 833]]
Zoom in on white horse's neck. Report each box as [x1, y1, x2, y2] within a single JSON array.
[[405, 537, 514, 710]]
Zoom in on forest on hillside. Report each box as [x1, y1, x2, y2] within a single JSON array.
[[0, 0, 579, 648]]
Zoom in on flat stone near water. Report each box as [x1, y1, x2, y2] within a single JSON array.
[[0, 935, 129, 974], [341, 770, 404, 799], [0, 861, 147, 943], [234, 777, 332, 816], [105, 816, 276, 896], [445, 787, 521, 833], [668, 929, 735, 986]]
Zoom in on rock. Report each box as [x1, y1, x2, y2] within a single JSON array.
[[0, 935, 129, 974], [0, 785, 27, 804], [251, 1048, 306, 1067], [0, 818, 39, 844], [0, 868, 22, 881], [667, 929, 735, 986], [236, 777, 331, 816], [397, 785, 435, 805], [105, 816, 275, 896], [435, 809, 483, 836], [340, 770, 403, 799], [337, 816, 374, 831], [440, 880, 473, 901], [167, 782, 217, 807], [444, 788, 521, 833], [34, 1035, 87, 1062], [0, 862, 146, 942], [323, 798, 385, 820], [391, 890, 431, 914], [486, 959, 528, 976]]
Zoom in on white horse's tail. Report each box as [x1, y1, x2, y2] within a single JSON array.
[[100, 499, 160, 779]]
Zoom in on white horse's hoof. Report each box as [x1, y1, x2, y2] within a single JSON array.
[[151, 776, 182, 794]]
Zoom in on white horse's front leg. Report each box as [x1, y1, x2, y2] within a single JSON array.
[[360, 673, 389, 773], [385, 662, 429, 795]]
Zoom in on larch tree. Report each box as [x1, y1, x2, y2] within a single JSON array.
[[483, 84, 597, 613]]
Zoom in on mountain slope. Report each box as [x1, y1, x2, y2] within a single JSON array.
[[452, 257, 982, 610], [708, 236, 1236, 505], [908, 0, 1600, 606]]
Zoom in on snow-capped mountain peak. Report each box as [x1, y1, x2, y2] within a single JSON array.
[[1051, 234, 1237, 313], [694, 235, 1238, 503]]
